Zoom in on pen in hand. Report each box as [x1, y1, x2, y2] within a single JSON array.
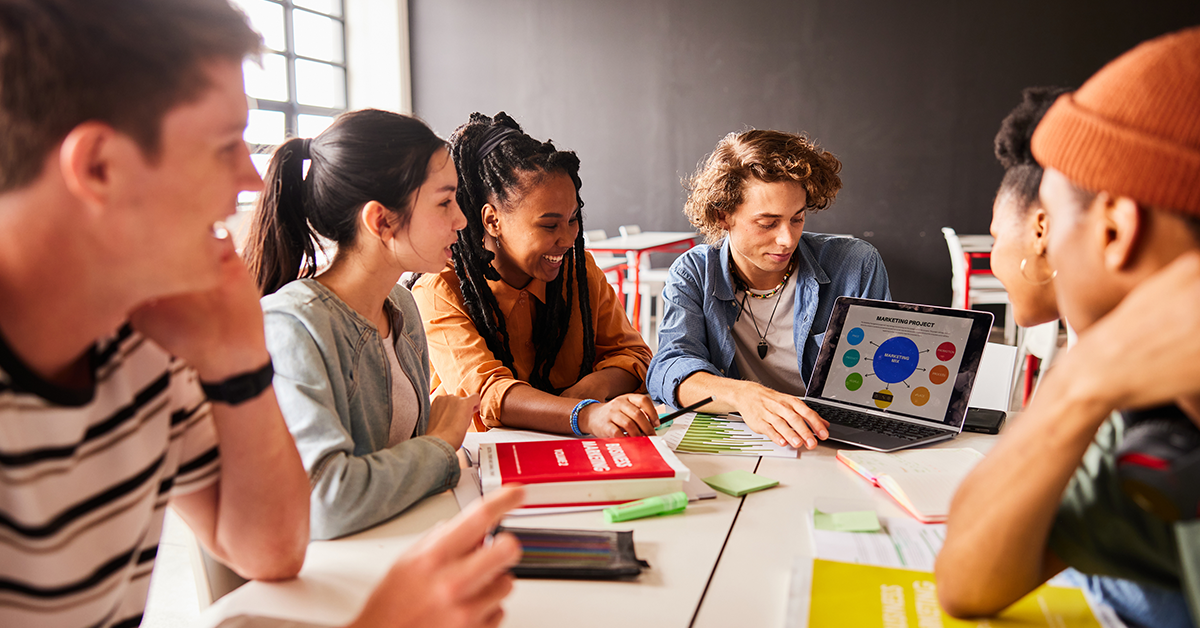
[[658, 396, 715, 424]]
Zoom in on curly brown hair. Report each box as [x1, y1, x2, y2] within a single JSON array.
[[684, 130, 843, 244]]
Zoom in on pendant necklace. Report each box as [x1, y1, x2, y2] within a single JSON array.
[[732, 256, 796, 359], [741, 289, 786, 358]]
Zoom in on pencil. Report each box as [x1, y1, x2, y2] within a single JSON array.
[[658, 396, 715, 423]]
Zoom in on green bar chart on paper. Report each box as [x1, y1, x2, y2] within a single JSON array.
[[662, 413, 798, 458]]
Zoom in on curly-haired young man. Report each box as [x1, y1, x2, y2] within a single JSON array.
[[647, 130, 891, 449]]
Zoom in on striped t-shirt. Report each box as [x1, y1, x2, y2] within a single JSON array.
[[0, 325, 221, 628]]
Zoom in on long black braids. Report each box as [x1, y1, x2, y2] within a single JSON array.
[[448, 112, 596, 392]]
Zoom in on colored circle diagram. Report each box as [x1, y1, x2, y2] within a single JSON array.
[[842, 349, 860, 368], [936, 342, 957, 361], [929, 365, 949, 385], [872, 337, 920, 384], [847, 327, 865, 345]]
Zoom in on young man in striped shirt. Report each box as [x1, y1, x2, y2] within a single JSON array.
[[0, 1, 522, 626]]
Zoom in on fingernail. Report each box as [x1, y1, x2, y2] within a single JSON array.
[[789, 438, 801, 448], [807, 438, 816, 449], [819, 430, 828, 439]]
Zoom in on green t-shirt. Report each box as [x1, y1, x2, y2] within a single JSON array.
[[1048, 412, 1186, 590]]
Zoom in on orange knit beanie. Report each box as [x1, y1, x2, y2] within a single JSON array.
[[1031, 26, 1200, 215]]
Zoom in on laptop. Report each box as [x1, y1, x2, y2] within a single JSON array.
[[803, 297, 994, 452]]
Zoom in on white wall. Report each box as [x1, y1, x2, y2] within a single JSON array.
[[345, 0, 410, 113]]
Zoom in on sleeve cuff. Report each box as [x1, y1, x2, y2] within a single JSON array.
[[414, 434, 463, 491], [651, 357, 724, 408], [480, 378, 533, 428]]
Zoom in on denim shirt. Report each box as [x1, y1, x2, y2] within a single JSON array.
[[647, 233, 891, 408], [262, 279, 459, 540]]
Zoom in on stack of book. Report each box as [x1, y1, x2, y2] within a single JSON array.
[[479, 436, 692, 508]]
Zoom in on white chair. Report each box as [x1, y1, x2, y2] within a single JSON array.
[[583, 229, 608, 245], [1013, 320, 1063, 407], [618, 225, 671, 350], [584, 229, 627, 302], [942, 227, 1015, 344]]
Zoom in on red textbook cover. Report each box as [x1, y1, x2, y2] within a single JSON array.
[[479, 436, 691, 507]]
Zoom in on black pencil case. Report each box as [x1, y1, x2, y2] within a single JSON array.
[[495, 526, 650, 580]]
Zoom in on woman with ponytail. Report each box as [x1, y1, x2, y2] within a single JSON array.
[[411, 112, 656, 438], [242, 109, 476, 540]]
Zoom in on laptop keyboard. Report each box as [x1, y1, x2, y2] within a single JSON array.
[[812, 404, 946, 441]]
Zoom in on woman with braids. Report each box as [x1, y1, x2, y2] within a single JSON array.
[[411, 112, 656, 438], [242, 109, 479, 539], [646, 130, 891, 450]]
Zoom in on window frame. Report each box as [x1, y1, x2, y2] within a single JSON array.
[[244, 0, 348, 153]]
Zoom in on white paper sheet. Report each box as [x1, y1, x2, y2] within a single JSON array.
[[809, 512, 946, 571]]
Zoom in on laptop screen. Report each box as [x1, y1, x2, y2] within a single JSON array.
[[807, 298, 993, 429]]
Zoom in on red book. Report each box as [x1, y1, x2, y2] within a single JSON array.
[[479, 436, 691, 507]]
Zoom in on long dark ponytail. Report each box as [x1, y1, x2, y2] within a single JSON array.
[[447, 112, 595, 392], [244, 109, 447, 296]]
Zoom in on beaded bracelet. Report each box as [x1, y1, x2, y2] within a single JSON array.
[[570, 399, 600, 437]]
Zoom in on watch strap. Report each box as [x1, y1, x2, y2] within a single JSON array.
[[200, 361, 274, 406]]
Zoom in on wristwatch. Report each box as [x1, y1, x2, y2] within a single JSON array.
[[200, 361, 274, 406]]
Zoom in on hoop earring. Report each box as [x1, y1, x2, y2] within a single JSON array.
[[1020, 257, 1057, 286]]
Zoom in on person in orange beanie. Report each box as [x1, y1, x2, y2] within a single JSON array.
[[937, 26, 1200, 628]]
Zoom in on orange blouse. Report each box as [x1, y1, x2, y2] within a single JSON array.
[[411, 252, 653, 429]]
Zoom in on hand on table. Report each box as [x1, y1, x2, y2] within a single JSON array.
[[348, 485, 525, 628], [427, 393, 479, 449], [735, 384, 829, 450], [578, 393, 660, 437]]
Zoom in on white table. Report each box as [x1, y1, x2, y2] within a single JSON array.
[[593, 256, 629, 273], [200, 429, 759, 628], [200, 429, 1001, 628], [692, 430, 1000, 628], [584, 231, 699, 332]]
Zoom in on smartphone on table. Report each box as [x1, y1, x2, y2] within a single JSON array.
[[963, 407, 1007, 434]]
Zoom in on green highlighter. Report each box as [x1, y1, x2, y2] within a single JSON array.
[[603, 491, 688, 523]]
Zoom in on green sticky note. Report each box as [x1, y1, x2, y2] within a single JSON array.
[[655, 419, 674, 435], [702, 469, 779, 497], [812, 509, 881, 533]]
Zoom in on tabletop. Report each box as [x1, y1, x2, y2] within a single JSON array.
[[201, 429, 760, 628], [692, 430, 1000, 628], [200, 428, 1001, 628], [593, 256, 628, 273], [583, 231, 699, 253]]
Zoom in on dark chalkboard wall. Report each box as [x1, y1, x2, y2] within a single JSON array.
[[409, 0, 1199, 306]]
